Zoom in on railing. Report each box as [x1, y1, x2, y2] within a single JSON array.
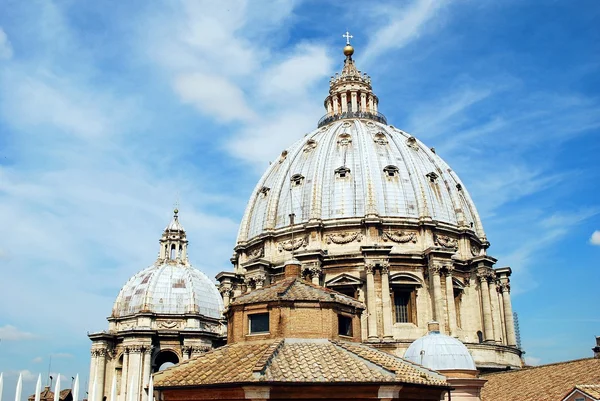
[[317, 110, 388, 128]]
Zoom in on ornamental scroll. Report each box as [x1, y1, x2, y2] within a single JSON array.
[[382, 231, 417, 243], [278, 236, 308, 252], [434, 234, 458, 249], [325, 231, 363, 244], [247, 246, 264, 260]]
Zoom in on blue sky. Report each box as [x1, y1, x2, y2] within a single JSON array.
[[0, 0, 599, 396]]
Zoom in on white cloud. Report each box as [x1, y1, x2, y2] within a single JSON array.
[[174, 73, 256, 122], [362, 0, 445, 63], [0, 27, 13, 59], [32, 357, 44, 363], [590, 231, 600, 246], [524, 355, 541, 366], [0, 325, 36, 341]]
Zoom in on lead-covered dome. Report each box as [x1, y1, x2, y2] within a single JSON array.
[[112, 210, 223, 319], [404, 322, 477, 371], [237, 119, 485, 243]]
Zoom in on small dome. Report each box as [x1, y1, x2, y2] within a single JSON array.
[[112, 261, 223, 319], [404, 324, 477, 371]]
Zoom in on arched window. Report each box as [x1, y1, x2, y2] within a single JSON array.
[[477, 330, 484, 343], [453, 278, 464, 328], [170, 244, 176, 260], [291, 174, 305, 186], [154, 350, 179, 372], [383, 165, 399, 177], [335, 166, 351, 178]]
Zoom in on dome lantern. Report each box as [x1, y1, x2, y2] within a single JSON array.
[[319, 33, 385, 128]]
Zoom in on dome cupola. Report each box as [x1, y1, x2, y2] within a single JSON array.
[[320, 31, 385, 128], [112, 209, 223, 319]]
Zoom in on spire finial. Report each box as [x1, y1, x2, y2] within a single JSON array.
[[343, 30, 353, 45], [342, 30, 354, 57]]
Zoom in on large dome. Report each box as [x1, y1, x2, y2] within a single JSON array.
[[237, 119, 485, 243], [112, 261, 223, 319]]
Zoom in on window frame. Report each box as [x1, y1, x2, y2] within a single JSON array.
[[337, 314, 353, 337], [248, 312, 270, 334]]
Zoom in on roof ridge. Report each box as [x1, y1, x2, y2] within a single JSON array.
[[276, 278, 297, 297], [252, 339, 284, 375], [329, 340, 397, 375], [482, 357, 598, 377]]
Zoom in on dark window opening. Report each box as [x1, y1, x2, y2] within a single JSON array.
[[249, 313, 270, 334], [291, 174, 304, 186], [477, 330, 484, 343], [393, 288, 416, 324], [338, 315, 353, 337], [426, 172, 439, 182], [384, 165, 399, 177], [335, 166, 351, 178]]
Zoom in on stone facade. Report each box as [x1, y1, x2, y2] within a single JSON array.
[[217, 43, 522, 372]]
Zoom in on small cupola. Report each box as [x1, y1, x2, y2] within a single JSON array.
[[158, 208, 189, 262]]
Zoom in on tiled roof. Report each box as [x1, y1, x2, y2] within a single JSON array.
[[575, 384, 600, 399], [230, 277, 364, 309], [481, 358, 600, 401], [153, 338, 448, 388], [28, 388, 71, 401]]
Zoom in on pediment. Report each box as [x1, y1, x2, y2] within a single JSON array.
[[326, 273, 364, 286]]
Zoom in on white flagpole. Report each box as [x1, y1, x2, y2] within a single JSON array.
[[14, 373, 22, 401], [72, 375, 79, 401], [109, 376, 116, 401], [34, 375, 42, 401], [0, 372, 4, 401], [53, 375, 61, 401], [147, 376, 153, 401]]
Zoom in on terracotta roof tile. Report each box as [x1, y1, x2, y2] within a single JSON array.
[[481, 358, 600, 401], [153, 339, 448, 388], [230, 278, 364, 309], [575, 384, 600, 399]]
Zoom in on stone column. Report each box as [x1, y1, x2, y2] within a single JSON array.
[[220, 287, 232, 308], [488, 275, 503, 343], [445, 267, 457, 336], [255, 275, 266, 289], [341, 93, 348, 113], [368, 95, 374, 112], [365, 264, 378, 339], [478, 272, 494, 341], [429, 265, 445, 332], [351, 92, 358, 112], [333, 96, 339, 114], [95, 348, 107, 401], [380, 264, 393, 339], [181, 346, 190, 361], [500, 283, 517, 346], [309, 265, 321, 285], [121, 348, 129, 401], [327, 99, 333, 115], [142, 347, 152, 400], [88, 350, 97, 401], [128, 346, 143, 401]]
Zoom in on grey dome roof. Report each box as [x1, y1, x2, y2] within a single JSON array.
[[237, 119, 485, 243], [404, 330, 477, 371], [112, 261, 223, 319]]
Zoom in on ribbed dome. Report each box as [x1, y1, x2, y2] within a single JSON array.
[[112, 261, 223, 319], [237, 119, 485, 242], [404, 329, 477, 371]]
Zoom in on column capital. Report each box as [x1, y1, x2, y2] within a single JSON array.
[[380, 264, 390, 274], [500, 282, 511, 293], [365, 263, 375, 274], [428, 264, 442, 275]]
